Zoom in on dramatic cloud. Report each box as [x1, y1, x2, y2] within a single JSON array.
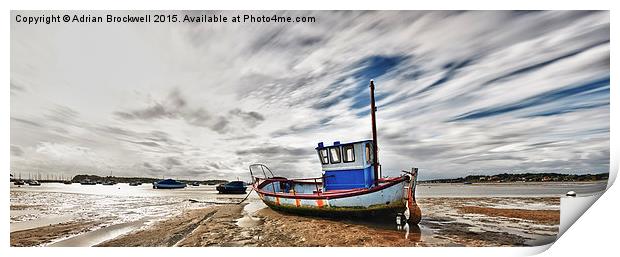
[[11, 145, 24, 157], [10, 10, 609, 180]]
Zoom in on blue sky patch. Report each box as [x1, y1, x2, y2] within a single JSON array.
[[450, 76, 609, 121]]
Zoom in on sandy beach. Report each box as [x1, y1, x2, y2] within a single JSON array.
[[11, 196, 559, 247], [11, 220, 102, 247], [102, 197, 560, 247]]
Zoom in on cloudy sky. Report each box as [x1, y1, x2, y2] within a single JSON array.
[[10, 11, 609, 180]]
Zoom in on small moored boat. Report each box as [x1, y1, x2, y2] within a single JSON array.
[[28, 180, 41, 186], [14, 180, 25, 186], [129, 182, 140, 186], [80, 179, 96, 185], [250, 80, 421, 224], [63, 180, 73, 185], [191, 181, 200, 186], [216, 181, 247, 194], [153, 179, 187, 189]]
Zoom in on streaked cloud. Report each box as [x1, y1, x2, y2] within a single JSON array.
[[10, 10, 609, 180]]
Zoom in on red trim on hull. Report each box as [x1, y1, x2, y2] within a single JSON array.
[[254, 176, 408, 200], [257, 178, 321, 189]]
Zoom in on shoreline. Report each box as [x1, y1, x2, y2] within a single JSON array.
[[418, 180, 608, 185], [10, 220, 102, 247], [11, 196, 559, 247]]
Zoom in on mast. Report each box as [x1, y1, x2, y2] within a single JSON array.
[[369, 80, 379, 186]]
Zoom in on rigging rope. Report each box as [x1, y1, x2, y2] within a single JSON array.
[[188, 187, 254, 205]]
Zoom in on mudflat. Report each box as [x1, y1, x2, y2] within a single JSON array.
[[11, 221, 101, 247], [457, 206, 559, 224], [98, 206, 225, 247], [11, 197, 560, 247], [98, 197, 558, 247]]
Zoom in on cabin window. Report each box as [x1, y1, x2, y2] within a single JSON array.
[[343, 144, 355, 163], [318, 149, 329, 165], [329, 146, 341, 164], [365, 143, 374, 164]]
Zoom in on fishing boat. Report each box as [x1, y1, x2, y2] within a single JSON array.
[[14, 180, 25, 186], [250, 80, 421, 224], [191, 181, 201, 186], [80, 179, 97, 185], [102, 180, 117, 185], [63, 180, 73, 185], [152, 179, 187, 189], [216, 181, 247, 194], [28, 180, 41, 186]]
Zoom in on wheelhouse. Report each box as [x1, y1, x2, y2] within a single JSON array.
[[316, 140, 377, 191]]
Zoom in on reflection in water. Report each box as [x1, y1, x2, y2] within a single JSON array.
[[49, 219, 148, 247], [405, 224, 422, 241], [396, 213, 421, 241], [394, 222, 419, 241]]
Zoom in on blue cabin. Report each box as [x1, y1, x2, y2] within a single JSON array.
[[316, 140, 376, 191]]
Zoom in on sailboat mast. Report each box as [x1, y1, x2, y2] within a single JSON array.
[[369, 80, 379, 186]]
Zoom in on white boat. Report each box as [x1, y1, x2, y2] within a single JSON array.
[[251, 80, 421, 224]]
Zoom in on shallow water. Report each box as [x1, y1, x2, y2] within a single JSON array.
[[9, 181, 607, 246], [10, 183, 256, 246], [48, 219, 149, 247], [417, 181, 607, 197]]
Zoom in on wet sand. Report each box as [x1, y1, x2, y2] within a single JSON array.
[[457, 206, 559, 224], [10, 220, 101, 247], [11, 204, 42, 210], [49, 219, 149, 247], [98, 205, 228, 246], [69, 197, 558, 247]]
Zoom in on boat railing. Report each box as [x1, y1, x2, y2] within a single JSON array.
[[253, 176, 326, 185], [250, 163, 341, 196], [252, 174, 335, 196], [249, 163, 275, 180]]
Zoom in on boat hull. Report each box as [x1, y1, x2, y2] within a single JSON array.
[[254, 177, 418, 222], [217, 188, 247, 194], [261, 196, 406, 219], [153, 179, 187, 189], [153, 184, 186, 189]]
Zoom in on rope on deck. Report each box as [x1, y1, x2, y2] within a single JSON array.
[[188, 187, 254, 205]]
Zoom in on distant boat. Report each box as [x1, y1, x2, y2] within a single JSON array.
[[463, 181, 472, 185], [216, 181, 247, 194], [250, 80, 421, 224], [191, 181, 200, 186], [153, 179, 186, 189], [28, 180, 41, 186], [207, 182, 217, 186], [80, 179, 97, 185], [63, 180, 73, 185], [14, 180, 25, 186], [102, 180, 117, 185], [129, 182, 140, 186]]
